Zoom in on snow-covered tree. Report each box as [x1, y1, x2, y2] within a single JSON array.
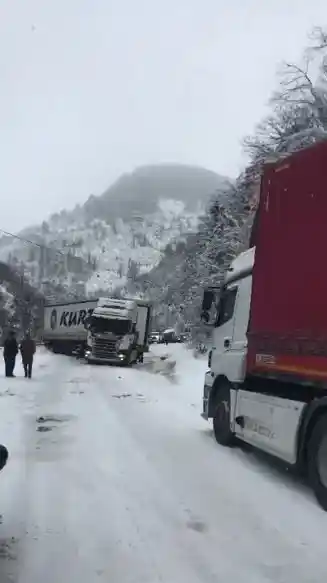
[[134, 28, 327, 335]]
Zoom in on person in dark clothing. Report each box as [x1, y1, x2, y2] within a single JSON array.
[[20, 333, 36, 378], [3, 331, 18, 377]]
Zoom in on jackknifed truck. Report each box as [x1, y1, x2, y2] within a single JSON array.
[[43, 297, 152, 366], [201, 139, 327, 510]]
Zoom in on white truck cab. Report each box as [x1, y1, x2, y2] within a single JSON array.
[[207, 247, 254, 387], [86, 297, 151, 365]]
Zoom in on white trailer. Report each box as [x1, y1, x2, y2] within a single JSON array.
[[43, 297, 152, 365], [43, 300, 97, 354]]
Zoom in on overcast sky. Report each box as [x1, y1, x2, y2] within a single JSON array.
[[0, 0, 326, 231]]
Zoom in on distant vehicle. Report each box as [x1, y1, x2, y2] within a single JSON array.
[[201, 140, 327, 511], [149, 332, 160, 344], [43, 297, 152, 366], [161, 329, 181, 344]]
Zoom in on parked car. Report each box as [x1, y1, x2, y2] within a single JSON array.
[[161, 329, 180, 344], [149, 332, 160, 344]]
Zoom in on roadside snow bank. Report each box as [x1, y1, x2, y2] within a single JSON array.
[[142, 342, 207, 378], [141, 345, 177, 376]]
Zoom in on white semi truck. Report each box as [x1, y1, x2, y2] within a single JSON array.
[[201, 141, 327, 510], [43, 297, 152, 366]]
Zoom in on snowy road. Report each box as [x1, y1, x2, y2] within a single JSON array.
[[0, 346, 327, 582]]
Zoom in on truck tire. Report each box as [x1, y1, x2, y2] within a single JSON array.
[[212, 382, 234, 447], [307, 413, 327, 511], [0, 445, 8, 471]]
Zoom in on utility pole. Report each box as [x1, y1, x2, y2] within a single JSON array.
[[39, 245, 45, 289], [20, 265, 30, 333]]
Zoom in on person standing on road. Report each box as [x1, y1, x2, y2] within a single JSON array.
[[3, 330, 18, 377], [20, 332, 36, 378]]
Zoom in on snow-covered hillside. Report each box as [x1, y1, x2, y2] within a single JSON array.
[[0, 198, 201, 300], [0, 164, 228, 301], [84, 199, 201, 295]]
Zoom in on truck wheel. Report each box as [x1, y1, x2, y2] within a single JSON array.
[[0, 445, 8, 471], [307, 413, 327, 511], [212, 382, 234, 446]]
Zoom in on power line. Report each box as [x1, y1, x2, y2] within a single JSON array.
[[0, 228, 65, 256]]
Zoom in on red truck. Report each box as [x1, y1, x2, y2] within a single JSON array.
[[201, 139, 327, 509]]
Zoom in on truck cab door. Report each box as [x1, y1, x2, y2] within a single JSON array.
[[211, 285, 238, 381], [211, 276, 251, 384]]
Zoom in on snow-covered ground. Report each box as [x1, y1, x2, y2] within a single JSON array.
[[0, 345, 326, 582]]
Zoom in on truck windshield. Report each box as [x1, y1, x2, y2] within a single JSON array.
[[90, 317, 131, 335]]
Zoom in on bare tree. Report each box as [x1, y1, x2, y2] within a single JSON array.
[[244, 27, 327, 165]]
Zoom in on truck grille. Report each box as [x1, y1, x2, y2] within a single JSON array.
[[93, 338, 118, 359]]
